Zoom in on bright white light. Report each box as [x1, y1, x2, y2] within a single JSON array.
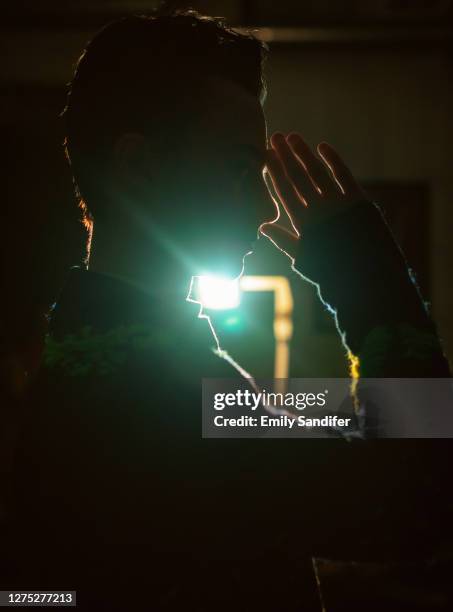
[[197, 275, 240, 310]]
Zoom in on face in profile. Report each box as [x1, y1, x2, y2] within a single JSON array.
[[112, 76, 275, 280], [171, 76, 275, 277]]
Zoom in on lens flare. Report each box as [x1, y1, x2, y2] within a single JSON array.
[[197, 275, 240, 310]]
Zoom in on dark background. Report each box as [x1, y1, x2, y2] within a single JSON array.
[[2, 0, 453, 382]]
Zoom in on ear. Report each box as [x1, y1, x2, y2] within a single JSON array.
[[113, 132, 149, 182]]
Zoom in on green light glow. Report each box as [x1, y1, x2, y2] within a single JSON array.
[[197, 275, 241, 310]]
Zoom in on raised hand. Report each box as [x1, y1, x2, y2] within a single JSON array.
[[260, 132, 368, 260]]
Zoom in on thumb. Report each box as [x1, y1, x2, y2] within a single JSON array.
[[259, 222, 299, 260]]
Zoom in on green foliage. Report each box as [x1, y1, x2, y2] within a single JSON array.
[[44, 324, 166, 377], [359, 323, 442, 377]]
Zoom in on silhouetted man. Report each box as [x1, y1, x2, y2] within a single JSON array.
[[8, 10, 450, 611]]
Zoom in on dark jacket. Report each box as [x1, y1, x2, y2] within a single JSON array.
[[7, 202, 451, 610]]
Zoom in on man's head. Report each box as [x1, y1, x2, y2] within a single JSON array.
[[64, 11, 272, 278]]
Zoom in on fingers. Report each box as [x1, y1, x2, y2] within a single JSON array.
[[261, 165, 281, 224], [270, 133, 319, 203], [317, 142, 365, 200], [286, 133, 338, 198], [263, 132, 367, 241], [265, 149, 305, 227]]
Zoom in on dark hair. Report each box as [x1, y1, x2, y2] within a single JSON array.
[[63, 10, 267, 229]]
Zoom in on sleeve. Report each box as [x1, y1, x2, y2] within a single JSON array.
[[292, 201, 451, 378]]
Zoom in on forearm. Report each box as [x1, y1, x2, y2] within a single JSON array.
[[293, 201, 450, 377]]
